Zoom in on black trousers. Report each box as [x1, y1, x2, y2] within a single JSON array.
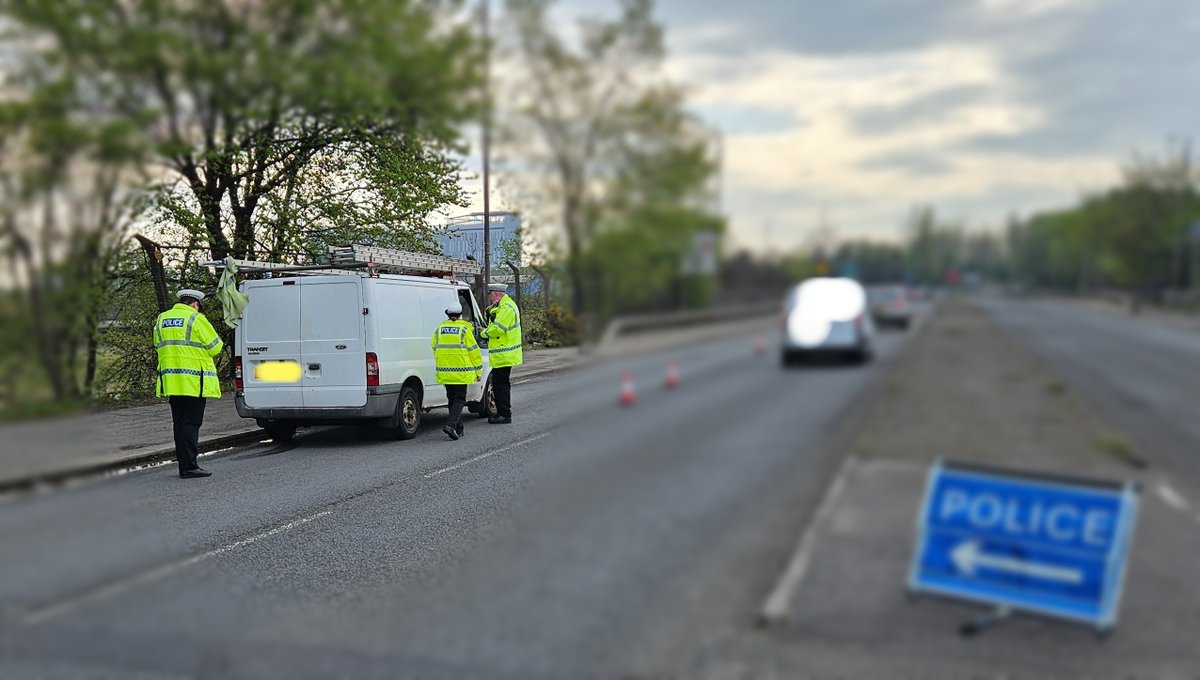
[[445, 384, 467, 429], [169, 395, 206, 473], [492, 366, 512, 418]]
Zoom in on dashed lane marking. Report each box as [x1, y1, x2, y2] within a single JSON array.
[[20, 510, 334, 625], [423, 433, 551, 479], [1156, 482, 1190, 514]]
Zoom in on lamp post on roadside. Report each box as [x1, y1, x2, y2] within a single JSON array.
[[481, 0, 492, 297]]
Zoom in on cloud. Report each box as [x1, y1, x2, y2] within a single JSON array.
[[858, 151, 955, 176], [663, 0, 972, 56], [648, 0, 1197, 250]]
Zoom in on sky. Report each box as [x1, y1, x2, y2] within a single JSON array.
[[458, 0, 1200, 254]]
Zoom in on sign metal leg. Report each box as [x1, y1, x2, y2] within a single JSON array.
[[959, 606, 1012, 637]]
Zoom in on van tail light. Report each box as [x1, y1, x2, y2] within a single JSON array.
[[234, 356, 244, 390], [366, 352, 380, 387]]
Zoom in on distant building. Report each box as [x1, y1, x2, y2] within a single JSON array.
[[436, 212, 522, 267]]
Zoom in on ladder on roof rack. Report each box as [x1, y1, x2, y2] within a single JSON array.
[[201, 244, 483, 278], [326, 244, 482, 276]]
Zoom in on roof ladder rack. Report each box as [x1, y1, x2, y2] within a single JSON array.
[[326, 244, 482, 277], [201, 244, 483, 278]]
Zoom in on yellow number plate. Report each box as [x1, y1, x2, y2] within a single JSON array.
[[254, 361, 302, 383]]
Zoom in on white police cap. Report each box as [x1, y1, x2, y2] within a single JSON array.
[[445, 301, 463, 316], [487, 283, 507, 293], [176, 289, 206, 302]]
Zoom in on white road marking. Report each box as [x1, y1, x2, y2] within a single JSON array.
[[423, 433, 550, 479], [1157, 482, 1189, 513], [759, 455, 858, 626], [21, 510, 334, 625]]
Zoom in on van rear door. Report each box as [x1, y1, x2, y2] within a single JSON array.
[[241, 280, 304, 409], [300, 279, 367, 408]]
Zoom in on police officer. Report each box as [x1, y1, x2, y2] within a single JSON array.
[[484, 283, 522, 424], [154, 289, 223, 478], [432, 301, 483, 440]]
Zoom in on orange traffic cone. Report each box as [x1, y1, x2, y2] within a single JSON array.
[[619, 371, 637, 406], [664, 359, 680, 389]]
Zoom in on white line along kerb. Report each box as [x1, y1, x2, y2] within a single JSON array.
[[22, 510, 334, 625], [423, 433, 550, 479], [759, 455, 858, 625]]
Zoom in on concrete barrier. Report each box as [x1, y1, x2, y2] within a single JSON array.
[[599, 302, 779, 347]]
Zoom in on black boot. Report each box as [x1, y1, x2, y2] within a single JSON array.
[[443, 424, 460, 440], [487, 415, 512, 424]]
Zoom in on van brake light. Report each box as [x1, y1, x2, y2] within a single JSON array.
[[234, 356, 244, 391], [366, 352, 380, 387]]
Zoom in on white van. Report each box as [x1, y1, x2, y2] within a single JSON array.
[[781, 277, 876, 365], [233, 274, 496, 441]]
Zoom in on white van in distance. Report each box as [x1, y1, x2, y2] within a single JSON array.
[[232, 270, 496, 441], [781, 277, 875, 365]]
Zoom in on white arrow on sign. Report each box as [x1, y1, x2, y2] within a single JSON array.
[[951, 541, 1083, 585]]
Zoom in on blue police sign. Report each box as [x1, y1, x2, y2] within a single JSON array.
[[909, 460, 1139, 631]]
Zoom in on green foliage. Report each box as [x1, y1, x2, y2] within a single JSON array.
[[504, 0, 722, 319], [0, 1, 482, 418], [0, 46, 144, 405], [904, 206, 962, 285], [1008, 144, 1200, 293], [92, 247, 165, 403], [521, 303, 579, 348], [3, 0, 480, 263]]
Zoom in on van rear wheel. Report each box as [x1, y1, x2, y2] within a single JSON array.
[[392, 385, 422, 440], [264, 421, 297, 442]]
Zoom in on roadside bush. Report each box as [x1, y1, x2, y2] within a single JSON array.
[[521, 303, 579, 348]]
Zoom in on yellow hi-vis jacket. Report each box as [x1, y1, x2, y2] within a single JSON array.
[[484, 294, 523, 368], [154, 303, 223, 398], [431, 319, 483, 385]]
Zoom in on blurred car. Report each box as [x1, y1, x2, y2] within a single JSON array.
[[781, 277, 875, 365], [867, 285, 913, 330]]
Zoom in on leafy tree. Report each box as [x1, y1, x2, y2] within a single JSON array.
[[0, 63, 145, 403], [1007, 143, 1200, 297], [905, 205, 962, 285], [502, 0, 719, 318], [3, 0, 480, 264]]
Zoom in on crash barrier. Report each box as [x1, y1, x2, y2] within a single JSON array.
[[599, 302, 778, 347]]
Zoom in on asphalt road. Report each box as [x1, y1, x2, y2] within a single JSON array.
[[979, 297, 1200, 487], [0, 321, 920, 678]]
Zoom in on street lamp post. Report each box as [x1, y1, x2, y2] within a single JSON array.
[[481, 0, 492, 296]]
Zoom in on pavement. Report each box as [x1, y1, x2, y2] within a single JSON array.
[[0, 307, 922, 677], [0, 311, 780, 492], [712, 297, 1200, 678], [0, 346, 619, 491]]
